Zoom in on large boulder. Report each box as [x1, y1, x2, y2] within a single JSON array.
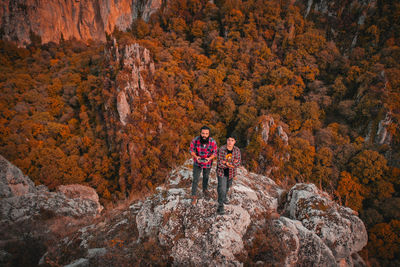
[[58, 184, 103, 214], [283, 183, 368, 260], [274, 217, 336, 266]]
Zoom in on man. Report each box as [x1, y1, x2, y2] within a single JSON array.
[[189, 126, 218, 205], [216, 134, 241, 215]]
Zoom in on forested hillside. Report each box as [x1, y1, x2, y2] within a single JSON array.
[[0, 0, 399, 265]]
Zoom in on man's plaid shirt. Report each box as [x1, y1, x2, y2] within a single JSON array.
[[189, 136, 218, 168], [216, 145, 241, 180]]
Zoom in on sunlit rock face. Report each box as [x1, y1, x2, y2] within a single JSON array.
[[42, 160, 367, 266], [0, 0, 161, 45]]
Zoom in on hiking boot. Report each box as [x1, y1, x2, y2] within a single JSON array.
[[191, 195, 197, 205], [217, 206, 225, 215]]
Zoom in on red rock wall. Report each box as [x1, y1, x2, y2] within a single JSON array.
[[0, 0, 161, 46]]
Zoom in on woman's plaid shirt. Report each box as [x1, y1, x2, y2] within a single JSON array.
[[217, 145, 241, 179], [189, 136, 218, 168]]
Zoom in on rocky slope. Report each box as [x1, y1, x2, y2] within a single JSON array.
[[0, 155, 103, 266], [0, 157, 364, 266], [0, 0, 161, 46]]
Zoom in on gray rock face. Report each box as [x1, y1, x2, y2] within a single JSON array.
[[58, 184, 103, 214], [104, 40, 157, 195], [261, 115, 275, 143], [64, 258, 90, 267], [1, 191, 100, 222], [43, 160, 368, 266], [277, 125, 289, 145], [0, 156, 103, 223], [1, 191, 102, 223], [298, 0, 376, 50], [375, 113, 392, 145], [283, 183, 368, 260], [275, 217, 336, 266], [0, 155, 103, 266], [0, 155, 36, 198], [108, 41, 155, 126], [116, 91, 131, 126], [259, 115, 289, 145]]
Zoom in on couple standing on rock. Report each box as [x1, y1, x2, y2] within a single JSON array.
[[189, 126, 241, 215]]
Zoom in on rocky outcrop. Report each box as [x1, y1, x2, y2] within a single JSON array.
[[299, 0, 375, 20], [247, 115, 290, 176], [365, 112, 393, 146], [0, 155, 36, 197], [109, 41, 155, 126], [0, 155, 103, 265], [258, 115, 289, 145], [375, 113, 392, 145], [42, 160, 367, 266], [103, 40, 158, 195], [0, 156, 103, 222], [283, 183, 368, 262], [0, 0, 162, 46], [58, 184, 103, 214], [0, 156, 367, 266], [1, 188, 102, 222]]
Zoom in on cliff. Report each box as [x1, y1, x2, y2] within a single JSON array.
[[295, 0, 377, 50], [0, 0, 161, 46], [0, 155, 368, 266]]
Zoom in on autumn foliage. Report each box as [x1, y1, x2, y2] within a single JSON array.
[[0, 0, 400, 265]]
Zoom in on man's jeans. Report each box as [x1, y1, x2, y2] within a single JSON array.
[[191, 164, 211, 196], [217, 175, 233, 209]]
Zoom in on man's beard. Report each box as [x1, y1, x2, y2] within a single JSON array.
[[200, 136, 209, 144]]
